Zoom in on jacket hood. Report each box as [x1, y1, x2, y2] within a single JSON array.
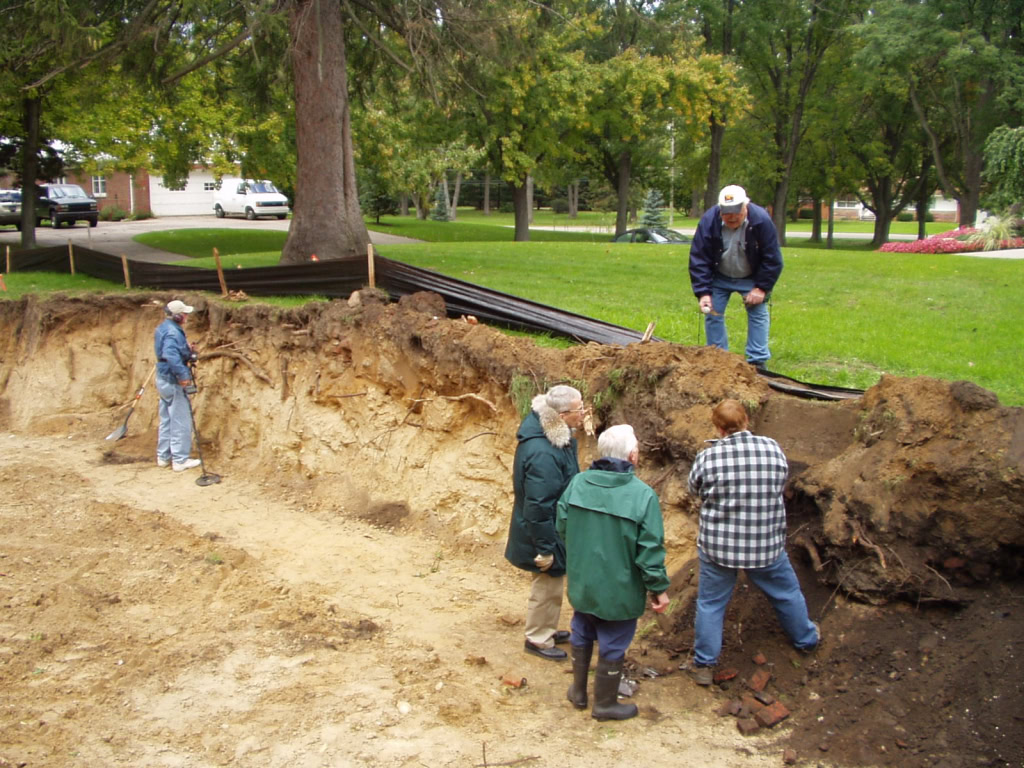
[[517, 394, 572, 448]]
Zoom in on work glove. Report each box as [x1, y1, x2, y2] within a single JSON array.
[[534, 553, 554, 572]]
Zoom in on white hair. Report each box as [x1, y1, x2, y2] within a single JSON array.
[[545, 385, 582, 413], [598, 424, 638, 461]]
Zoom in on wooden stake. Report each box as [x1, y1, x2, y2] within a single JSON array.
[[213, 247, 228, 297], [5, 244, 9, 274], [641, 321, 656, 343], [68, 240, 75, 275], [367, 243, 375, 288], [121, 254, 131, 289]]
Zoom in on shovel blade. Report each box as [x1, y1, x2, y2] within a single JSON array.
[[105, 424, 127, 441]]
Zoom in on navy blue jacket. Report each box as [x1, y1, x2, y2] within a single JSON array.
[[154, 318, 192, 383], [688, 202, 784, 297]]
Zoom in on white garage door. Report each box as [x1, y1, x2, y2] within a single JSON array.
[[150, 170, 218, 216]]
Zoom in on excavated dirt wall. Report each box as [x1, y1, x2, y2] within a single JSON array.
[[1, 292, 1021, 602]]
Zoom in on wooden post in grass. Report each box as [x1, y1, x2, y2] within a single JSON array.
[[121, 254, 131, 289], [68, 240, 75, 275], [367, 243, 375, 289], [213, 247, 228, 297], [5, 244, 9, 273]]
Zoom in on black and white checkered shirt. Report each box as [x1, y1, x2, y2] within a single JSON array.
[[688, 430, 789, 569]]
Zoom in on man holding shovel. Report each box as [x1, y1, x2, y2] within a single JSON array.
[[154, 299, 201, 472]]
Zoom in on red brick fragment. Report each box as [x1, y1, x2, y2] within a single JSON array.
[[753, 690, 776, 705], [754, 700, 791, 728], [500, 673, 526, 688], [737, 718, 760, 735], [713, 667, 738, 683], [783, 749, 798, 765], [895, 739, 909, 749], [740, 694, 766, 713], [753, 652, 768, 665], [717, 699, 742, 717], [749, 667, 772, 692]]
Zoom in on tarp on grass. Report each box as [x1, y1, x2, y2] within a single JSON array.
[[5, 244, 863, 400]]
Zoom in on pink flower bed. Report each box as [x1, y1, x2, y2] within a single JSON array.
[[879, 226, 1024, 254]]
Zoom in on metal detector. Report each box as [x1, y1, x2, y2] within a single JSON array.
[[186, 363, 221, 486]]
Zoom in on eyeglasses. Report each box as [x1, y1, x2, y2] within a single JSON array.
[[561, 405, 586, 415]]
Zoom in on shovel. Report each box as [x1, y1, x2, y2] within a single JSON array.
[[105, 365, 156, 440]]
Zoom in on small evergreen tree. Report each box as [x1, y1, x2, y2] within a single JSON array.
[[429, 184, 449, 222], [641, 189, 667, 229]]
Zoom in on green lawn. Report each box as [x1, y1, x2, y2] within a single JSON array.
[[8, 216, 1022, 405], [376, 241, 1023, 404]]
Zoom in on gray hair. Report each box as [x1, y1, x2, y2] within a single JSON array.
[[545, 385, 582, 413], [598, 424, 638, 461]]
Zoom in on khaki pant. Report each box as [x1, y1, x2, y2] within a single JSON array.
[[524, 571, 564, 648]]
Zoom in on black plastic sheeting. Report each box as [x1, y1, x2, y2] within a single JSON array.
[[5, 244, 863, 400]]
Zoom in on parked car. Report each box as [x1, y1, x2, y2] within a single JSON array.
[[0, 189, 22, 229], [36, 183, 98, 228], [611, 227, 690, 244], [213, 178, 290, 220]]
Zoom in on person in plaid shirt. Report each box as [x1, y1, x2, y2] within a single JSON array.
[[686, 399, 819, 685]]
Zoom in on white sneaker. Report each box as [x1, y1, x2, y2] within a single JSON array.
[[172, 458, 202, 472], [157, 458, 171, 468]]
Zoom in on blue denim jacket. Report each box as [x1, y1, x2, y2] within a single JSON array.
[[688, 202, 783, 297], [154, 318, 192, 383]]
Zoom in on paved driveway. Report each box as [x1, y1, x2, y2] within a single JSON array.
[[0, 216, 422, 263]]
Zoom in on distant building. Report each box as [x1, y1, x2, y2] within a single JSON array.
[[0, 166, 229, 218]]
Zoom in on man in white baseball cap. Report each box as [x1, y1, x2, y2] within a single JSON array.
[[688, 185, 784, 370], [153, 299, 201, 471]]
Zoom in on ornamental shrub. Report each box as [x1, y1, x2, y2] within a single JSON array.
[[878, 226, 1024, 253]]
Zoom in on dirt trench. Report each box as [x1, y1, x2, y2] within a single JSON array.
[[0, 291, 1022, 768]]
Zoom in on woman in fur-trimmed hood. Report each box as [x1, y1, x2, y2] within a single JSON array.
[[504, 386, 584, 660]]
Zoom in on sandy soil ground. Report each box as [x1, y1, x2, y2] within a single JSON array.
[[0, 292, 1021, 768]]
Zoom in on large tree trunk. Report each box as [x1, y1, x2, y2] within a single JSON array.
[[512, 179, 530, 241], [483, 171, 490, 215], [704, 114, 725, 212], [448, 172, 462, 221], [281, 0, 370, 264], [614, 149, 631, 235], [771, 178, 790, 244], [568, 180, 578, 218], [526, 175, 534, 224], [810, 196, 822, 243], [19, 96, 41, 249]]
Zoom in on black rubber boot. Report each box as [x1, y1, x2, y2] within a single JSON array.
[[591, 655, 638, 721], [566, 643, 593, 710]]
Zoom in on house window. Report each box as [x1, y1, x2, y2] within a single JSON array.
[[204, 181, 217, 191], [835, 197, 858, 209], [92, 176, 107, 197]]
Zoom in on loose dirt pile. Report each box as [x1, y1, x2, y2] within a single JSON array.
[[0, 292, 1021, 768]]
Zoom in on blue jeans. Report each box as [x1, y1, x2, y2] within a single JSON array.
[[570, 611, 637, 661], [703, 273, 771, 364], [694, 551, 817, 667], [156, 375, 193, 464]]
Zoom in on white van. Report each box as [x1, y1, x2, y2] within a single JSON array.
[[213, 178, 290, 220]]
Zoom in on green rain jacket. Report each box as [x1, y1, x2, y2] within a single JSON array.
[[556, 462, 670, 621]]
